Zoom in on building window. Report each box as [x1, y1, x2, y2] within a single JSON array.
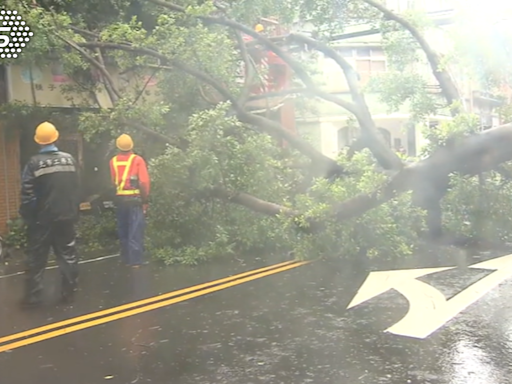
[[337, 47, 385, 58], [370, 48, 384, 57], [351, 46, 387, 83], [355, 60, 387, 83], [356, 47, 371, 57], [332, 46, 387, 84], [354, 47, 384, 58], [338, 48, 353, 57]]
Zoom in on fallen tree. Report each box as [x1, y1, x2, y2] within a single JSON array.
[[141, 0, 512, 245], [324, 1, 512, 243], [5, 0, 512, 262]]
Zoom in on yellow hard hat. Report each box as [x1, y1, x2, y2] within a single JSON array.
[[255, 24, 264, 32], [116, 134, 134, 151], [34, 121, 59, 145]]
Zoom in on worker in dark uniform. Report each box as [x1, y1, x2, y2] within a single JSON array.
[[109, 134, 150, 267], [19, 122, 81, 307]]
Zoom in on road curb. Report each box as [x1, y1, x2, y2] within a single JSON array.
[[0, 253, 119, 280]]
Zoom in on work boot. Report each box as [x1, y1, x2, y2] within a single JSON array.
[[60, 278, 78, 304], [20, 294, 42, 309], [60, 287, 77, 305], [60, 291, 74, 305], [21, 279, 43, 308]]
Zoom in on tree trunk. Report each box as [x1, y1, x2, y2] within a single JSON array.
[[209, 186, 297, 217], [328, 123, 512, 223]]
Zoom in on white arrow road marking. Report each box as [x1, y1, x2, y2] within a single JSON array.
[[347, 267, 454, 309], [386, 276, 455, 338], [347, 253, 512, 339]]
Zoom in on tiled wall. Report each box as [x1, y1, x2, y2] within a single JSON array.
[[0, 125, 20, 234]]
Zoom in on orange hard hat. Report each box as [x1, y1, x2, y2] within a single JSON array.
[[116, 134, 134, 151], [34, 121, 59, 145]]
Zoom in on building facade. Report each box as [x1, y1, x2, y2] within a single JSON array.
[[295, 0, 504, 159], [0, 63, 116, 234]]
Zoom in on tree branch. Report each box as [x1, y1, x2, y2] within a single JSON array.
[[231, 29, 257, 105], [124, 120, 181, 147], [69, 25, 101, 39], [94, 47, 120, 105], [52, 28, 303, 224], [54, 34, 184, 147], [247, 87, 310, 101], [53, 33, 121, 103], [327, 123, 512, 227], [362, 0, 461, 113], [209, 186, 297, 217], [77, 41, 346, 175], [289, 33, 403, 170], [145, 0, 360, 116]]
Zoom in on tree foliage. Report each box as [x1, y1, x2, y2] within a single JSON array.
[[4, 0, 512, 264]]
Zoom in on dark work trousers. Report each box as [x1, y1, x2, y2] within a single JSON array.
[[116, 201, 145, 265], [24, 220, 78, 302]]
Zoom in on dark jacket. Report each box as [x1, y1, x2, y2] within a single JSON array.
[[19, 145, 80, 224]]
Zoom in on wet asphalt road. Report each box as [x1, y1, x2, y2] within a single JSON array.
[[1, 252, 512, 384]]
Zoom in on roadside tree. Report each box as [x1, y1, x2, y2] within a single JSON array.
[[2, 0, 512, 263]]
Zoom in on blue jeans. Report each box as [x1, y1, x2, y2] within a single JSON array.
[[116, 203, 145, 265]]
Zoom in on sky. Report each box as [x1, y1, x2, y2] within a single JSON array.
[[454, 0, 512, 23]]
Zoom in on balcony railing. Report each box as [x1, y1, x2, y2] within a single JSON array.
[[472, 90, 503, 107]]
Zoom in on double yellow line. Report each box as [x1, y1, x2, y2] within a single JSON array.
[[0, 259, 308, 353]]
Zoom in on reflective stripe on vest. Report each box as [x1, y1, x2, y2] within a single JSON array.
[[112, 154, 140, 195]]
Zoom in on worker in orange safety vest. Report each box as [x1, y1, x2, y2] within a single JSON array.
[[109, 134, 150, 267]]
